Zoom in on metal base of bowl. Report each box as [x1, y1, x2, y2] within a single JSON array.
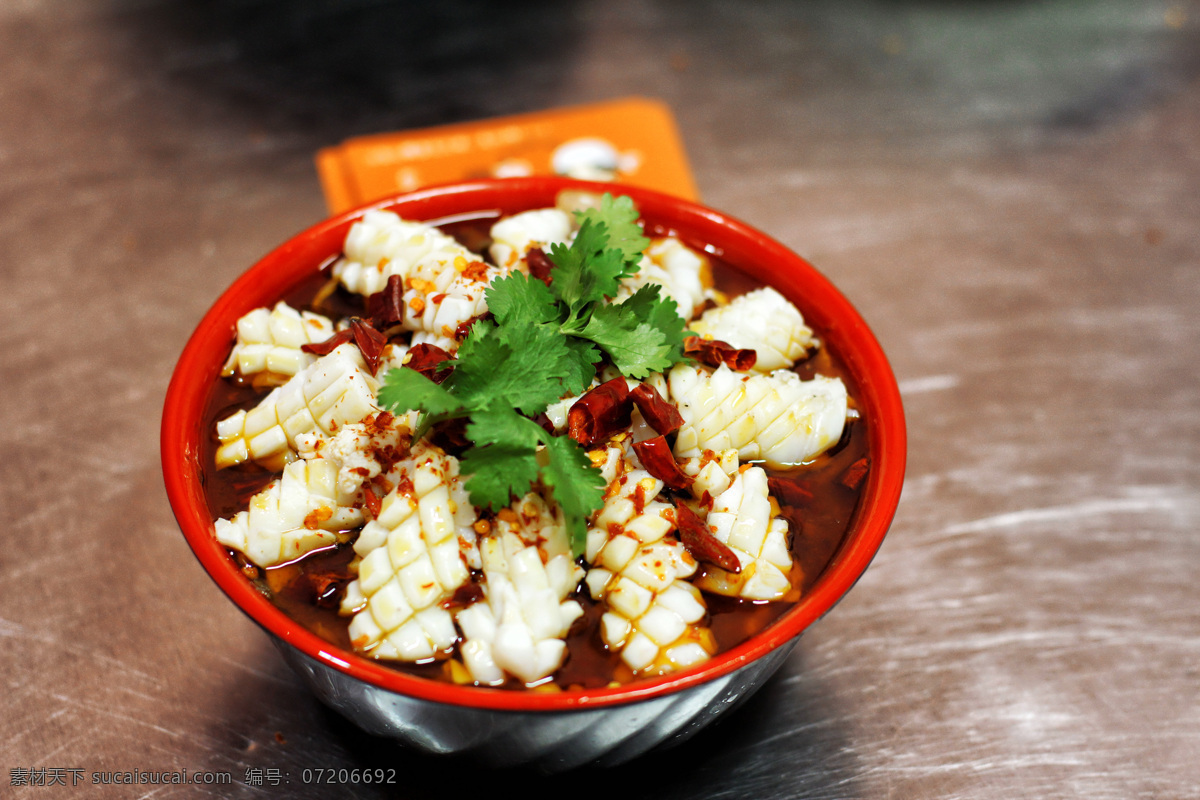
[[274, 635, 800, 772]]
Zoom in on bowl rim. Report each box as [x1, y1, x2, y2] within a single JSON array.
[[162, 176, 906, 712]]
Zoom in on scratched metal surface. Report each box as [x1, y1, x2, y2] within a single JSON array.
[[2, 0, 1198, 797]]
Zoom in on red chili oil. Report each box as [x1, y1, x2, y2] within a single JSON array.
[[199, 214, 870, 691]]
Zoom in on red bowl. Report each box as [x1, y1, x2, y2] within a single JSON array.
[[162, 176, 905, 768]]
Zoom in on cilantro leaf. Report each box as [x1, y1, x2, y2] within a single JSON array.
[[485, 270, 560, 328], [377, 366, 464, 418], [576, 193, 650, 266], [460, 444, 541, 511], [538, 432, 607, 557], [460, 408, 545, 509], [616, 283, 689, 363], [559, 336, 603, 397], [376, 194, 683, 557], [448, 321, 571, 415], [465, 405, 544, 450], [547, 219, 628, 316], [573, 301, 675, 378], [461, 406, 603, 557]]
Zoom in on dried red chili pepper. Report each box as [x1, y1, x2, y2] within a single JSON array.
[[683, 335, 757, 372], [460, 260, 490, 283], [300, 317, 388, 374], [300, 328, 354, 357], [361, 484, 382, 519], [839, 458, 870, 490], [675, 502, 741, 573], [306, 571, 352, 609], [404, 343, 455, 384], [632, 436, 693, 491], [629, 383, 684, 435], [430, 417, 470, 455], [526, 246, 555, 285], [373, 444, 404, 479], [767, 476, 814, 508], [632, 482, 650, 516], [454, 311, 493, 341], [348, 318, 387, 374], [366, 274, 405, 328], [567, 378, 633, 447]]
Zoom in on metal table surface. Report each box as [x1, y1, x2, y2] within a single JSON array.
[[2, 1, 1198, 797]]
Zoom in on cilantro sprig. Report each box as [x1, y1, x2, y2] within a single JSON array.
[[377, 194, 688, 556]]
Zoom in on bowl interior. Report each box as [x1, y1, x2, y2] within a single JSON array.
[[161, 176, 906, 711]]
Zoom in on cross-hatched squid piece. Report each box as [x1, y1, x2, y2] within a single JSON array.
[[214, 459, 361, 568], [331, 210, 472, 297], [583, 446, 714, 676], [488, 208, 573, 272], [456, 494, 585, 686], [295, 411, 413, 508], [593, 577, 714, 676], [221, 301, 336, 386], [215, 343, 380, 471], [679, 448, 741, 505], [694, 466, 795, 602], [687, 287, 814, 372], [686, 287, 816, 376], [586, 460, 678, 554], [339, 444, 478, 661], [368, 441, 484, 570], [401, 252, 504, 350], [668, 362, 848, 469], [617, 237, 710, 322]]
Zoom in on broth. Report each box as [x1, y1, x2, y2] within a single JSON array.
[[200, 215, 869, 690]]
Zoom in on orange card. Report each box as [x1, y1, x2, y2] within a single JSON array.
[[316, 97, 698, 214]]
